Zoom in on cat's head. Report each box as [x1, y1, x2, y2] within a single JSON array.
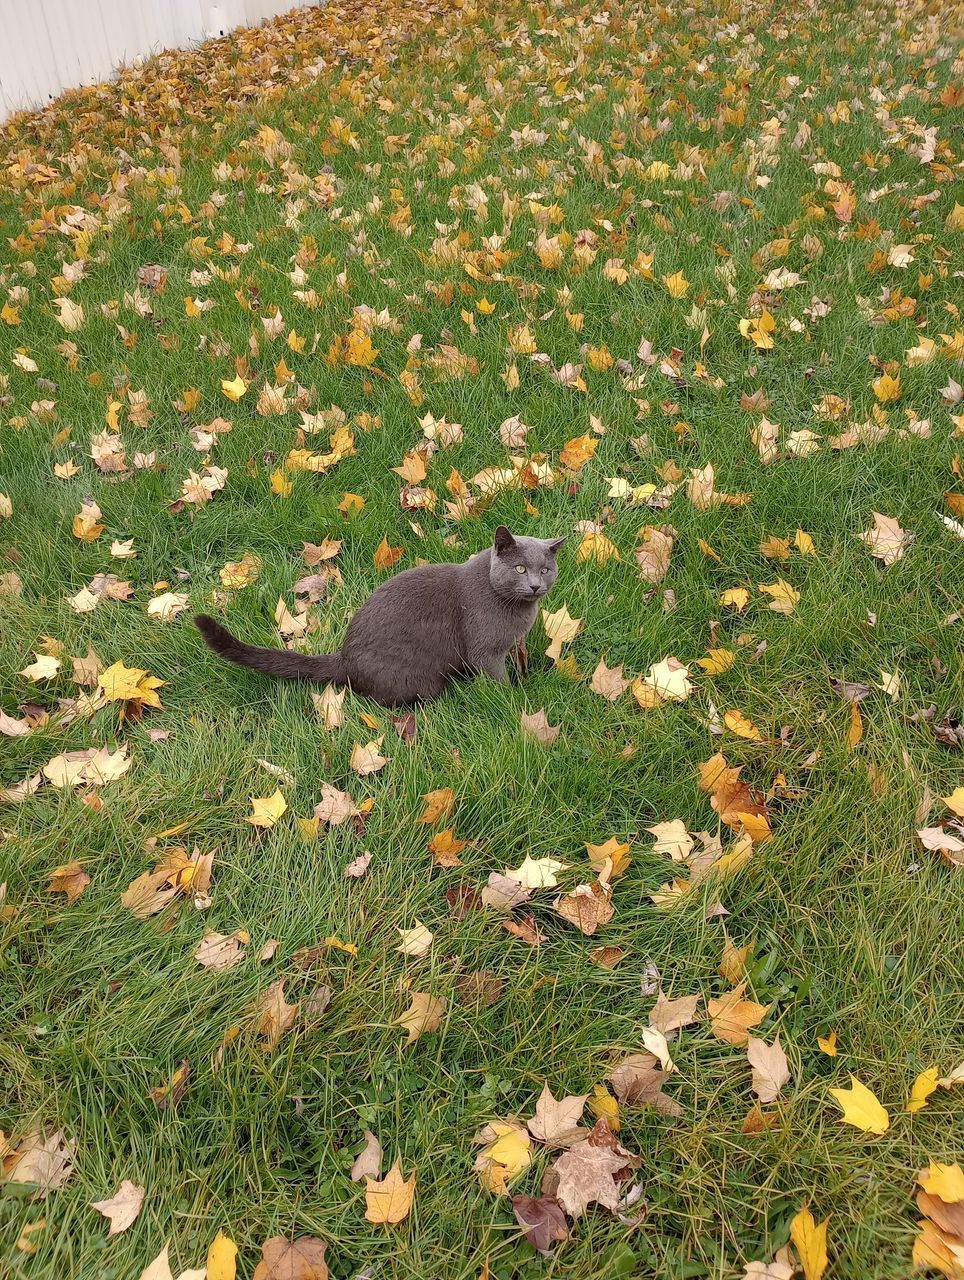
[[489, 526, 565, 601]]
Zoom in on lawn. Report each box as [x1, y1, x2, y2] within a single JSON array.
[[1, 0, 963, 1274]]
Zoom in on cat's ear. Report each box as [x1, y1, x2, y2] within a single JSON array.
[[493, 525, 516, 555], [544, 536, 567, 555]]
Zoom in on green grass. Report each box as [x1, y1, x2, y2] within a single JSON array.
[[1, 0, 963, 1275]]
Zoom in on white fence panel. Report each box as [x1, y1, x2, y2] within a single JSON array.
[[0, 0, 315, 121]]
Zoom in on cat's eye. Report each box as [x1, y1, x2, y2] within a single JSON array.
[[515, 564, 525, 573], [540, 567, 548, 574]]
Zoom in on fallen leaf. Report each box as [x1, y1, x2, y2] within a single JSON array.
[[906, 1066, 940, 1114], [394, 991, 445, 1045], [647, 819, 693, 861], [474, 1120, 532, 1193], [790, 1206, 829, 1280], [542, 603, 583, 662], [350, 737, 389, 775], [521, 708, 561, 744], [195, 930, 248, 970], [252, 1236, 329, 1279], [511, 1194, 569, 1254], [828, 1075, 889, 1134], [747, 1035, 790, 1102], [758, 579, 800, 615], [859, 511, 911, 565], [397, 920, 433, 957], [365, 1162, 415, 1225], [527, 1084, 588, 1148], [506, 854, 568, 889], [725, 709, 763, 740], [90, 1180, 146, 1236], [3, 1130, 74, 1197], [351, 1130, 383, 1182], [590, 659, 630, 700], [649, 992, 701, 1035], [554, 881, 613, 935], [344, 851, 373, 878], [255, 980, 299, 1049], [45, 862, 91, 904], [246, 789, 288, 828], [708, 983, 771, 1045], [207, 1231, 238, 1280], [419, 787, 455, 824]]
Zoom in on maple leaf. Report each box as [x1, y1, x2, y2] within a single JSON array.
[[725, 709, 763, 740], [90, 1180, 146, 1236], [585, 837, 632, 881], [527, 1084, 588, 1148], [858, 511, 912, 565], [554, 881, 613, 935], [252, 1236, 329, 1279], [314, 783, 360, 826], [758, 579, 800, 615], [906, 1066, 940, 1114], [828, 1075, 889, 1134], [195, 930, 249, 970], [221, 374, 248, 401], [364, 1161, 415, 1225], [590, 658, 630, 700], [648, 819, 693, 861], [2, 1130, 75, 1198], [138, 1242, 207, 1280], [708, 983, 771, 1045], [350, 737, 389, 775], [649, 992, 701, 1035], [541, 603, 583, 662], [246, 789, 288, 828], [790, 1206, 830, 1280], [419, 787, 455, 824], [474, 1120, 532, 1193], [45, 862, 90, 904], [19, 653, 61, 682], [552, 1134, 631, 1218], [98, 660, 164, 709], [397, 920, 433, 957], [255, 979, 299, 1049], [520, 708, 560, 744], [747, 1036, 791, 1102], [511, 1194, 569, 1254], [394, 991, 445, 1045], [632, 656, 692, 707]]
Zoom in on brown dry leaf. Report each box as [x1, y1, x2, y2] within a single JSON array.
[[344, 851, 373, 878], [419, 787, 455, 824], [590, 659, 630, 700], [90, 1180, 146, 1236], [747, 1035, 791, 1102], [520, 708, 560, 744], [2, 1130, 74, 1198], [511, 1194, 569, 1254], [374, 537, 405, 570], [551, 1124, 635, 1218], [255, 980, 299, 1049], [526, 1084, 589, 1148], [311, 685, 345, 730], [708, 982, 771, 1045], [394, 991, 445, 1045], [554, 882, 613, 935], [45, 862, 90, 904], [195, 930, 248, 970], [649, 992, 701, 1036], [350, 1130, 383, 1182], [636, 525, 674, 584], [314, 783, 361, 826], [148, 1060, 191, 1110], [365, 1162, 415, 1225], [252, 1236, 329, 1279], [502, 913, 548, 945]]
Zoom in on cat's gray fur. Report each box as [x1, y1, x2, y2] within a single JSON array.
[[195, 526, 564, 706]]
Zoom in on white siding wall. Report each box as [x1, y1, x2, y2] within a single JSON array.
[[0, 0, 316, 120]]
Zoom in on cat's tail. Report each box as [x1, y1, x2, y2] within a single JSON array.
[[195, 615, 346, 684]]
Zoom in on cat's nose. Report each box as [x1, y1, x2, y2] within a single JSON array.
[[529, 583, 540, 594]]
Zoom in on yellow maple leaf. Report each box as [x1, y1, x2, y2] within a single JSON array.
[[795, 529, 817, 555], [697, 649, 736, 675], [662, 270, 690, 298], [206, 1231, 237, 1280], [828, 1075, 889, 1134], [221, 374, 248, 401], [245, 789, 288, 828], [585, 837, 632, 878], [559, 433, 598, 472], [739, 308, 776, 349], [270, 468, 292, 498], [918, 1162, 964, 1202], [576, 531, 620, 563], [365, 1162, 415, 1224], [759, 579, 800, 614], [345, 328, 379, 367], [588, 1082, 620, 1130], [906, 1066, 939, 1114], [542, 603, 583, 662], [790, 1205, 830, 1280], [720, 587, 750, 611], [872, 371, 901, 402], [98, 660, 164, 708], [817, 1032, 838, 1057], [724, 709, 763, 740]]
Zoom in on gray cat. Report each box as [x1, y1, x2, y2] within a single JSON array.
[[195, 526, 565, 706]]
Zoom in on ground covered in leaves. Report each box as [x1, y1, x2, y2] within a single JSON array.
[[1, 0, 964, 1275]]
